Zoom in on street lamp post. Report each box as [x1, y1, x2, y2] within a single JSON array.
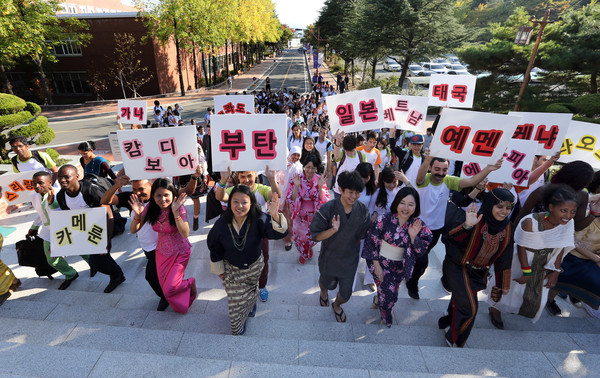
[[514, 9, 553, 111]]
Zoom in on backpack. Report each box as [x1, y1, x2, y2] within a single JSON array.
[[56, 173, 112, 209], [12, 151, 46, 172], [337, 149, 365, 171]]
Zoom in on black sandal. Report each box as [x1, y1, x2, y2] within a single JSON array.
[[319, 295, 329, 307], [332, 303, 346, 322], [489, 308, 504, 330]]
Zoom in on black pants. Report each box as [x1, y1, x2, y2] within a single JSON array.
[[89, 252, 123, 280], [406, 228, 442, 290], [144, 250, 166, 300]]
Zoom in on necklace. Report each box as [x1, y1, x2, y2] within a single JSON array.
[[543, 212, 558, 227], [227, 221, 251, 252]]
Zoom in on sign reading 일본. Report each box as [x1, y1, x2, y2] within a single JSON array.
[[210, 114, 287, 172], [428, 108, 519, 165], [508, 111, 572, 155], [117, 126, 198, 180], [117, 100, 147, 124], [326, 87, 385, 134], [559, 120, 600, 169], [0, 171, 35, 205], [49, 207, 107, 257], [213, 95, 254, 115], [428, 74, 477, 108], [381, 94, 428, 132]]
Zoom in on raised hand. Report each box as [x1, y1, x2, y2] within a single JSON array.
[[317, 172, 327, 187], [265, 165, 276, 180], [128, 193, 144, 216], [334, 129, 345, 146], [550, 151, 561, 163], [220, 167, 232, 182], [116, 175, 130, 188], [47, 186, 55, 205], [171, 193, 187, 212], [408, 219, 422, 241], [292, 174, 301, 186], [486, 158, 503, 172], [267, 192, 280, 219], [331, 214, 340, 232], [464, 203, 482, 227], [502, 182, 513, 191], [423, 147, 431, 161], [193, 164, 203, 178]]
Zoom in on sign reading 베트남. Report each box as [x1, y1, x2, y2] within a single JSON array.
[[428, 108, 519, 165], [427, 74, 477, 108], [213, 95, 254, 115], [326, 87, 385, 134], [117, 126, 198, 180], [210, 113, 287, 172], [381, 94, 428, 132], [50, 207, 107, 257], [117, 100, 147, 124]]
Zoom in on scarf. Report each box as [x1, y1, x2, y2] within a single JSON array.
[[479, 188, 514, 235]]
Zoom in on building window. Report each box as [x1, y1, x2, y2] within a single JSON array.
[[50, 72, 90, 95], [51, 34, 82, 56]]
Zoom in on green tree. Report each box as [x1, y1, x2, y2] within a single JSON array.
[[108, 33, 154, 98], [315, 0, 357, 74]]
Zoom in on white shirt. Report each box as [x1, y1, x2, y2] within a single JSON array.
[[404, 155, 422, 186], [65, 191, 89, 210], [369, 187, 400, 216], [333, 151, 364, 194], [32, 192, 52, 241]]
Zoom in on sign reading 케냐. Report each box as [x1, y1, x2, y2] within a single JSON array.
[[213, 95, 254, 115], [210, 114, 287, 172], [0, 171, 35, 205], [428, 108, 519, 165], [326, 87, 385, 134], [559, 120, 600, 169], [508, 111, 572, 155], [117, 100, 147, 124], [50, 207, 107, 257], [117, 126, 198, 179], [381, 94, 428, 133], [427, 74, 477, 108]]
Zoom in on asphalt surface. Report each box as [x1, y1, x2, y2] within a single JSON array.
[[250, 49, 311, 94]]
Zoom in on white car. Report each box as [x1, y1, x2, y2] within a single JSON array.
[[421, 63, 448, 74], [383, 58, 401, 72], [448, 64, 469, 74], [408, 64, 424, 76]]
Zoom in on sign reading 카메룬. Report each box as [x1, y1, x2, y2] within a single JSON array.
[[117, 126, 198, 180], [210, 114, 287, 172], [0, 171, 35, 205], [326, 87, 384, 134], [427, 74, 477, 108], [508, 111, 572, 155], [428, 108, 519, 165], [559, 120, 600, 169], [117, 100, 147, 124], [381, 94, 428, 132], [213, 95, 254, 115], [50, 207, 107, 257]]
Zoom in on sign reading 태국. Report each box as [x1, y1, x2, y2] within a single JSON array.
[[50, 207, 107, 257], [559, 120, 600, 169], [213, 95, 254, 115], [381, 94, 428, 132], [0, 171, 35, 205], [117, 100, 147, 124], [326, 87, 385, 134], [427, 74, 477, 108], [508, 111, 572, 155], [428, 108, 519, 165], [210, 114, 287, 172], [117, 126, 198, 180]]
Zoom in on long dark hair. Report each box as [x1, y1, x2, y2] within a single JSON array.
[[390, 187, 420, 218], [146, 178, 177, 226], [224, 185, 262, 224], [375, 167, 396, 209], [355, 162, 376, 196], [551, 161, 594, 191]]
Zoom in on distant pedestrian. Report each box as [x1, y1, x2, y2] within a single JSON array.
[[344, 75, 349, 91], [227, 76, 233, 90], [265, 77, 271, 93], [336, 73, 342, 90]]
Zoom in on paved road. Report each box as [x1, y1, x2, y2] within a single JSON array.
[[251, 49, 311, 94]]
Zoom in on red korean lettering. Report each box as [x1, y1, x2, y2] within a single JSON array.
[[223, 102, 235, 114], [406, 110, 424, 127], [395, 100, 409, 112], [177, 153, 196, 170], [358, 99, 379, 122], [122, 139, 144, 159], [432, 84, 449, 101], [462, 162, 481, 176], [219, 130, 246, 160], [335, 103, 355, 126], [217, 110, 225, 114], [133, 107, 144, 121], [512, 123, 534, 140], [144, 157, 164, 173], [235, 103, 247, 114], [451, 85, 468, 102], [22, 180, 33, 191], [534, 125, 559, 149], [512, 168, 530, 186], [5, 191, 18, 202], [383, 107, 395, 122], [252, 129, 277, 159], [120, 107, 131, 120], [158, 137, 178, 156], [505, 150, 526, 168], [8, 181, 24, 192], [440, 125, 471, 153], [560, 138, 573, 155], [575, 135, 596, 152], [472, 129, 503, 157]]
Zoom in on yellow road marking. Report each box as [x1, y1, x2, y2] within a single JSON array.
[[278, 60, 294, 92]]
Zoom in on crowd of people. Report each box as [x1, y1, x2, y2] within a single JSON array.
[[1, 73, 599, 347]]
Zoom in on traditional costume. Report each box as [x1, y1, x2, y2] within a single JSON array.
[[0, 234, 20, 305]]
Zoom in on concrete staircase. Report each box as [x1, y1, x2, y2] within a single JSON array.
[[1, 200, 599, 377]]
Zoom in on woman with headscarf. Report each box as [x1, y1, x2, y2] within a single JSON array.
[[438, 188, 515, 347]]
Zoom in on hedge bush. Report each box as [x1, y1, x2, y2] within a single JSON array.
[[45, 148, 59, 161], [573, 116, 600, 124], [573, 94, 600, 117], [546, 103, 572, 113], [36, 127, 56, 145], [0, 94, 27, 115], [25, 102, 41, 116], [0, 110, 33, 128], [9, 116, 48, 138]]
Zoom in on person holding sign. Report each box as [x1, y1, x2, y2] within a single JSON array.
[[207, 185, 287, 335], [407, 148, 503, 300], [438, 189, 514, 347], [129, 178, 196, 315]]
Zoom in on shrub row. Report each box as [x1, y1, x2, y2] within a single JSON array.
[[8, 116, 48, 138], [0, 94, 27, 115], [36, 127, 56, 145], [0, 110, 33, 128], [25, 102, 41, 116]]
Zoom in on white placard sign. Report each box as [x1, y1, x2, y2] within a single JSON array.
[[381, 94, 428, 132], [50, 207, 107, 257], [211, 114, 287, 171], [117, 100, 147, 124], [559, 120, 600, 169], [485, 139, 538, 186], [0, 171, 35, 205], [508, 111, 572, 155], [326, 87, 384, 134], [117, 126, 198, 179], [428, 108, 519, 165], [213, 95, 254, 115], [428, 74, 477, 108], [108, 131, 122, 161]]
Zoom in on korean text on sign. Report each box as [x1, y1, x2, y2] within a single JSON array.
[[428, 108, 519, 165], [49, 207, 107, 257], [210, 114, 287, 172], [381, 94, 428, 132], [213, 95, 254, 115], [486, 139, 538, 186], [427, 74, 477, 108], [559, 120, 600, 169], [326, 87, 385, 134], [508, 111, 572, 155], [117, 100, 147, 124], [0, 171, 36, 205], [117, 126, 198, 179]]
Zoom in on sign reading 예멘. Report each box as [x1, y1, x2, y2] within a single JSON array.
[[117, 126, 198, 179], [381, 94, 428, 132], [117, 100, 147, 124], [559, 120, 600, 169], [326, 87, 384, 134], [508, 111, 572, 155], [428, 74, 477, 108], [0, 171, 35, 205], [210, 114, 287, 172], [213, 95, 254, 115], [50, 207, 107, 257], [428, 108, 519, 165]]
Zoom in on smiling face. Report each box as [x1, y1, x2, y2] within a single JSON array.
[[33, 175, 52, 195], [11, 140, 30, 160], [410, 143, 423, 156], [237, 171, 257, 189], [132, 180, 152, 202], [290, 153, 300, 164], [153, 187, 173, 209], [78, 149, 94, 160], [366, 138, 377, 151], [430, 160, 449, 184], [548, 201, 578, 225], [304, 161, 317, 180], [340, 188, 361, 206], [396, 194, 416, 221], [384, 179, 397, 191], [231, 191, 251, 219], [304, 138, 314, 151], [491, 201, 513, 222], [57, 167, 79, 191]]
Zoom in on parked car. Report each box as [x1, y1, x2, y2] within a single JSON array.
[[448, 64, 469, 74], [408, 64, 424, 76], [444, 54, 461, 64], [448, 70, 472, 75], [383, 58, 401, 72], [421, 62, 448, 74]]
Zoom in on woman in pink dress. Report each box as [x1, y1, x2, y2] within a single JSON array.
[[129, 178, 196, 314]]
